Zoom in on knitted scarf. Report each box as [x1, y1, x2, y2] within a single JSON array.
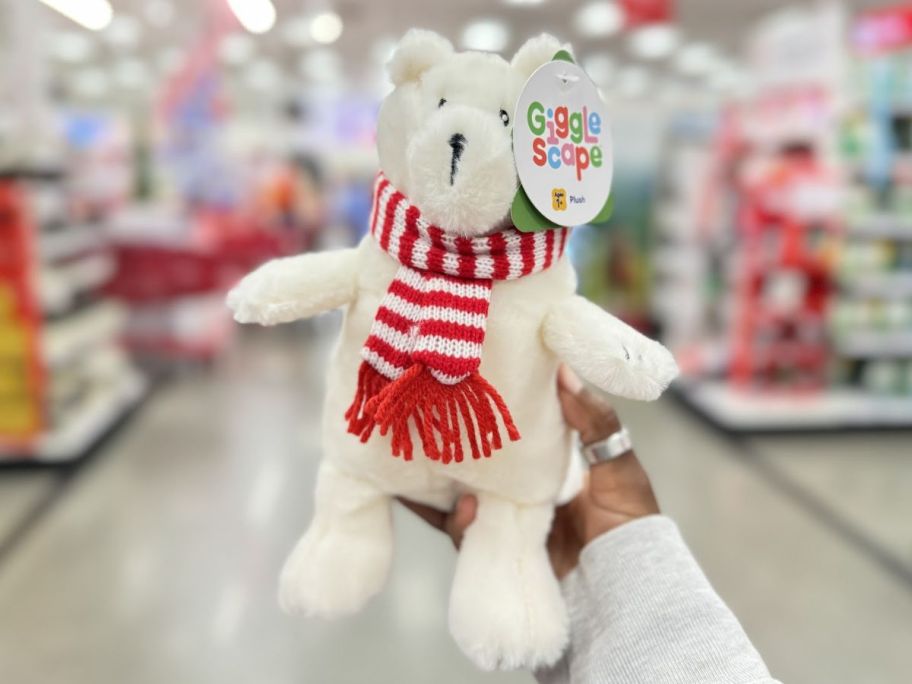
[[346, 173, 570, 464]]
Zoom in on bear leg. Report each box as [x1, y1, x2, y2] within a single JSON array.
[[279, 462, 393, 617], [448, 493, 568, 671]]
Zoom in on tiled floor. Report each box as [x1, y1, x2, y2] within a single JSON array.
[[1, 323, 911, 683]]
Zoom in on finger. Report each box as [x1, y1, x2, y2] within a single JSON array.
[[557, 384, 622, 445], [444, 494, 477, 548], [557, 364, 583, 394], [397, 497, 447, 532]]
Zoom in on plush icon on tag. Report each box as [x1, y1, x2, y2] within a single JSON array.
[[226, 30, 677, 672], [551, 187, 567, 211]]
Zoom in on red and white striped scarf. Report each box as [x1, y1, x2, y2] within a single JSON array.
[[346, 173, 570, 463]]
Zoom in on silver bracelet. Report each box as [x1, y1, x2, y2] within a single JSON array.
[[580, 426, 633, 465]]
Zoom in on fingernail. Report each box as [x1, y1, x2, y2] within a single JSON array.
[[559, 364, 583, 394]]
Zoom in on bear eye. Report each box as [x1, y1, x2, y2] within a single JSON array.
[[438, 98, 446, 108], [499, 109, 510, 126]]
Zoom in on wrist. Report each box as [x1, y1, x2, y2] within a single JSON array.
[[582, 452, 660, 543]]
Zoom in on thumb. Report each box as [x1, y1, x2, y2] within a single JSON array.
[[445, 494, 478, 548]]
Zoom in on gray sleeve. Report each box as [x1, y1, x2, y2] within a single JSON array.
[[536, 515, 779, 684]]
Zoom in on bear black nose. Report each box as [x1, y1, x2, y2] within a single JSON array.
[[449, 133, 466, 186]]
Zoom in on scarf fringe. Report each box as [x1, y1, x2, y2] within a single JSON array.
[[344, 362, 390, 441], [345, 361, 520, 463]]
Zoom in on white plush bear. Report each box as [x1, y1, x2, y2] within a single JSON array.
[[227, 30, 678, 671]]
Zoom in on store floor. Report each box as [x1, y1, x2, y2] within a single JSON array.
[[1, 320, 911, 684]]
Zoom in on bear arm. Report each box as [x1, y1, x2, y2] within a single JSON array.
[[541, 295, 679, 401], [227, 248, 359, 326]]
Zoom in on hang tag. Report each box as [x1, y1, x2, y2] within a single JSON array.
[[511, 52, 613, 232]]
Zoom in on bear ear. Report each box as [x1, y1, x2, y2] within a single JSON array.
[[387, 29, 454, 86], [511, 33, 569, 81]]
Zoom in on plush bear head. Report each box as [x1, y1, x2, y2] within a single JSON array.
[[376, 30, 567, 237]]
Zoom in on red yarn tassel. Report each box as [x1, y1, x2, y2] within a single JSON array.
[[364, 364, 520, 463], [344, 362, 390, 441]]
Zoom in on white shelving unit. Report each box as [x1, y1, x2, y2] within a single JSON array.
[[29, 370, 147, 463], [0, 169, 147, 462], [677, 380, 912, 431]]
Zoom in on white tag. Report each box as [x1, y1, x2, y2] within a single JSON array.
[[512, 60, 613, 226]]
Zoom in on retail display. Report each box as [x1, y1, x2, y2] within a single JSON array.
[[836, 36, 912, 403], [0, 169, 145, 461], [104, 217, 286, 363], [227, 30, 677, 671], [654, 3, 912, 430]]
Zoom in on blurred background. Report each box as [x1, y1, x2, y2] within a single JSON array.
[[1, 0, 911, 682]]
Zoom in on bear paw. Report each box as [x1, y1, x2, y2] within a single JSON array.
[[226, 267, 293, 326], [278, 523, 392, 618], [448, 551, 568, 671]]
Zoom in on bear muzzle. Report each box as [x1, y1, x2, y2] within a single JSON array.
[[406, 107, 517, 236]]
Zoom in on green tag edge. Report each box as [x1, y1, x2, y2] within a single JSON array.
[[511, 185, 561, 233]]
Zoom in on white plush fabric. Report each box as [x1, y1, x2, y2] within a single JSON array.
[[226, 30, 679, 672], [377, 30, 530, 235], [542, 296, 679, 401], [226, 249, 358, 326], [511, 33, 569, 81]]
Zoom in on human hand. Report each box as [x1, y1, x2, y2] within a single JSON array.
[[547, 365, 659, 577], [398, 365, 660, 579]]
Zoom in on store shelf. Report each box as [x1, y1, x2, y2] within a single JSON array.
[[43, 300, 125, 368], [40, 253, 116, 315], [39, 224, 107, 262], [676, 380, 912, 431], [847, 214, 912, 240], [0, 370, 147, 463], [836, 331, 912, 358], [840, 272, 912, 298]]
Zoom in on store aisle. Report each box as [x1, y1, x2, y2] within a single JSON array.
[[1, 322, 911, 684]]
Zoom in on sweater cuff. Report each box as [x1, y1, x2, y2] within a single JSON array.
[[565, 514, 692, 616], [561, 515, 774, 683], [579, 514, 682, 574]]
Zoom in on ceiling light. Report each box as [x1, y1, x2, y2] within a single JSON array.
[[104, 15, 141, 49], [219, 33, 256, 65], [628, 24, 679, 60], [573, 2, 624, 38], [157, 47, 183, 74], [38, 0, 113, 31], [310, 11, 343, 45], [282, 17, 312, 48], [461, 19, 510, 52], [504, 0, 547, 5], [144, 1, 174, 28], [73, 68, 109, 98], [617, 65, 649, 98], [675, 42, 717, 75], [582, 54, 615, 86], [708, 63, 745, 93], [299, 49, 341, 84], [227, 0, 276, 35], [50, 32, 95, 62], [245, 59, 282, 90], [115, 59, 149, 89]]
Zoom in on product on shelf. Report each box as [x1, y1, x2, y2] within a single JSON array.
[[0, 179, 45, 443], [653, 2, 912, 430], [0, 171, 146, 462]]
